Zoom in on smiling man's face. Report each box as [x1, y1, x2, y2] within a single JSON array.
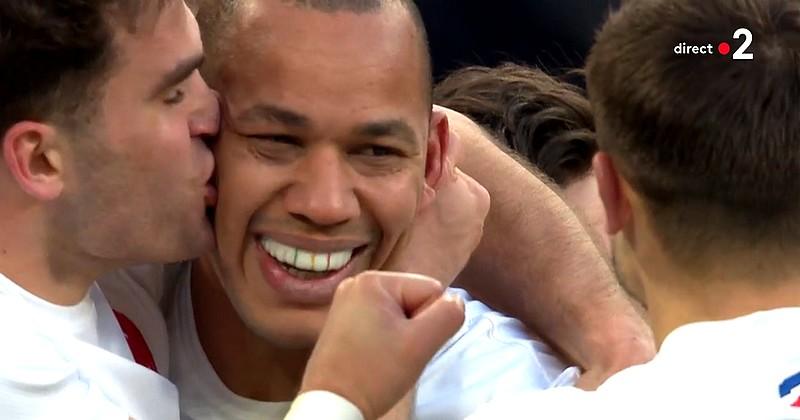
[[205, 0, 435, 346]]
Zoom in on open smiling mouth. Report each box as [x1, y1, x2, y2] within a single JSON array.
[[258, 237, 368, 280]]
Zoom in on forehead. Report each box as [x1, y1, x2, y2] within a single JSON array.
[[111, 1, 201, 79], [219, 1, 429, 133]]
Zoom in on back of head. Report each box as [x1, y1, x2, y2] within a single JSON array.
[[587, 0, 800, 266], [434, 64, 597, 186]]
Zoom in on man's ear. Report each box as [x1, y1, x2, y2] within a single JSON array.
[[593, 152, 632, 236], [3, 122, 66, 201], [426, 110, 451, 189], [420, 110, 451, 209]]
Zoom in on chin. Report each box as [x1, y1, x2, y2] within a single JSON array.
[[174, 221, 216, 260], [244, 306, 328, 350], [267, 330, 321, 350]]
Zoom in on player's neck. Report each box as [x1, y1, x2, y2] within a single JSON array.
[[643, 261, 800, 348], [191, 260, 311, 402], [0, 210, 101, 306]]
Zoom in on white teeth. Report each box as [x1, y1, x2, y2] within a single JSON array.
[[260, 238, 354, 273], [312, 254, 328, 272], [329, 252, 346, 270], [295, 250, 314, 271]]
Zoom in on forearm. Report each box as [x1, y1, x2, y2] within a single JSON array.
[[450, 113, 653, 374]]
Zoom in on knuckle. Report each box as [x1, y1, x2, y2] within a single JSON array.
[[337, 276, 357, 292]]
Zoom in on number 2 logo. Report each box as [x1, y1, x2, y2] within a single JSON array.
[[732, 28, 754, 60]]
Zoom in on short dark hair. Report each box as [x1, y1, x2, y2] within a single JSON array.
[[587, 0, 800, 264], [434, 63, 597, 186], [195, 0, 432, 104], [0, 0, 171, 135]]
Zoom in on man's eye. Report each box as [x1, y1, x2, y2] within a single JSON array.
[[164, 88, 185, 105], [360, 145, 400, 157], [247, 134, 300, 146]]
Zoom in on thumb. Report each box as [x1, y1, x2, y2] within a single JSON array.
[[406, 293, 465, 361]]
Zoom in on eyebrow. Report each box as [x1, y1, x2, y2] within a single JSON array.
[[237, 103, 311, 128], [235, 103, 418, 147], [353, 120, 418, 148], [151, 53, 205, 97]]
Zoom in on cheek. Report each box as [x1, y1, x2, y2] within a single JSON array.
[[116, 121, 189, 175], [359, 173, 423, 244], [214, 152, 256, 255], [213, 140, 282, 271]]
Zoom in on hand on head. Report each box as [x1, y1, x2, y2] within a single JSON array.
[[300, 271, 465, 420], [382, 109, 490, 285]]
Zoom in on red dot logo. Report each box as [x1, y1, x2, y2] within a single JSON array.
[[718, 42, 731, 55]]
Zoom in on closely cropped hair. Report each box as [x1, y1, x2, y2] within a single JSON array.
[[433, 63, 597, 186], [587, 0, 800, 261], [0, 0, 170, 135], [195, 0, 431, 98]]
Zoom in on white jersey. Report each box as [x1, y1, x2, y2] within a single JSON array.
[[95, 263, 178, 375], [468, 308, 800, 420], [166, 265, 293, 420], [162, 264, 577, 420], [416, 288, 579, 419], [0, 272, 179, 420]]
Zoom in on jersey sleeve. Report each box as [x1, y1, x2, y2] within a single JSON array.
[[284, 391, 364, 420], [0, 318, 131, 420]]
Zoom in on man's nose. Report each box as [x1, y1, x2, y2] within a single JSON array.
[[285, 148, 361, 228], [189, 78, 221, 139]]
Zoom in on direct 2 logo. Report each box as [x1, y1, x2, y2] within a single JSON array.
[[673, 28, 754, 60]]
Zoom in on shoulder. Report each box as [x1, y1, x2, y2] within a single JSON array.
[[0, 318, 74, 386], [0, 314, 128, 419], [428, 288, 575, 383], [98, 263, 189, 376], [466, 386, 608, 420], [415, 289, 578, 419]]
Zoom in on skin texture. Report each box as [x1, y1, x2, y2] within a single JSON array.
[[0, 1, 218, 305], [188, 0, 652, 408], [60, 2, 218, 264], [191, 0, 448, 402], [190, 2, 652, 404], [301, 272, 466, 420], [563, 173, 611, 255]]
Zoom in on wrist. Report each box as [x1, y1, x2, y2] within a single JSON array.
[[286, 390, 365, 420]]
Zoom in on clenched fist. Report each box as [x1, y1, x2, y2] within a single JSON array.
[[383, 110, 491, 285], [300, 271, 465, 420]]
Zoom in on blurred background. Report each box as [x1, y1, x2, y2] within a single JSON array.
[[415, 0, 621, 80]]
